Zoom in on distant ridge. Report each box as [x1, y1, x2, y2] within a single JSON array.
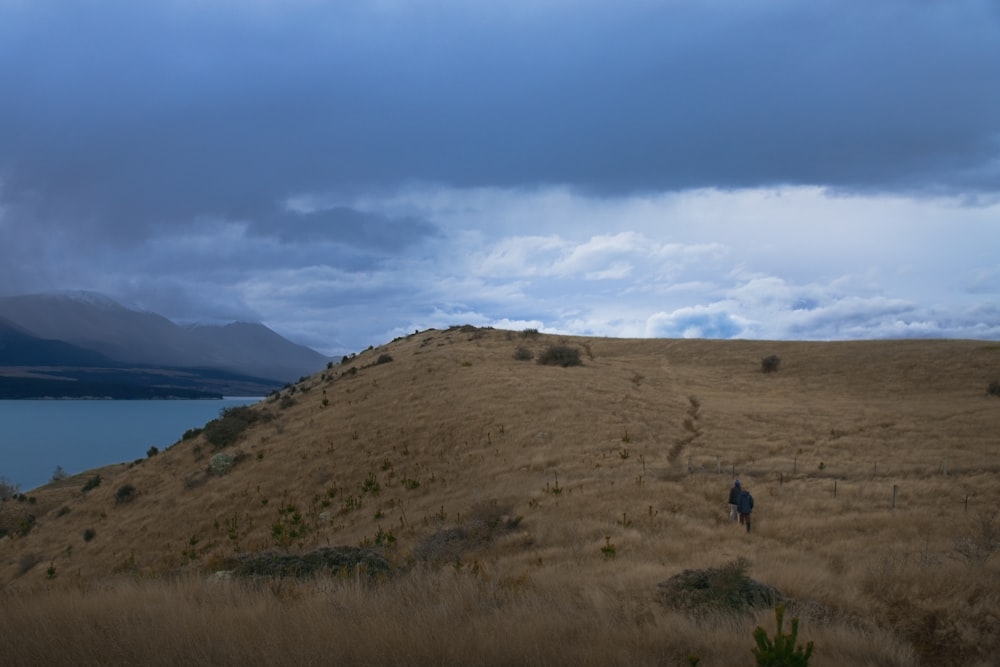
[[0, 292, 329, 383], [0, 292, 330, 397], [0, 317, 116, 367]]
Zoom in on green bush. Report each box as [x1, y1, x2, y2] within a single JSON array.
[[203, 405, 260, 449], [537, 344, 582, 367]]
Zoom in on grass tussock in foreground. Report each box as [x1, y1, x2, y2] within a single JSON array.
[[0, 569, 918, 667], [2, 329, 1000, 665]]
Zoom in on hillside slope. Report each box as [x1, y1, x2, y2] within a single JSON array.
[[2, 328, 999, 664]]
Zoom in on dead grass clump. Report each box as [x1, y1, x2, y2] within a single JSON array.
[[414, 501, 522, 563], [17, 552, 40, 575], [952, 511, 1000, 567]]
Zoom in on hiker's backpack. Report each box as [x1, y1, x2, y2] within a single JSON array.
[[738, 490, 754, 514]]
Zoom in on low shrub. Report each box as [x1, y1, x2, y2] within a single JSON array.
[[83, 528, 96, 542], [114, 484, 136, 505], [81, 475, 102, 493], [376, 353, 393, 365], [210, 452, 242, 476], [230, 546, 392, 580], [987, 380, 1000, 397], [513, 346, 534, 361], [146, 446, 159, 458], [15, 514, 36, 537], [761, 355, 781, 373], [0, 477, 19, 500], [203, 405, 260, 449], [537, 344, 583, 367], [657, 558, 783, 617]]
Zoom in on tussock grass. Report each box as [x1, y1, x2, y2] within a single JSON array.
[[1, 332, 999, 664], [0, 570, 919, 667]]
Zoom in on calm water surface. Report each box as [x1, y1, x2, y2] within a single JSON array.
[[0, 398, 261, 492]]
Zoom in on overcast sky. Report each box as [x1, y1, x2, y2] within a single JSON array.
[[1, 0, 999, 356]]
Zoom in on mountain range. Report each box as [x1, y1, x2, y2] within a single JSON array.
[[0, 292, 330, 398]]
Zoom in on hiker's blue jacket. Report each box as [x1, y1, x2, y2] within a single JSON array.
[[737, 490, 754, 514]]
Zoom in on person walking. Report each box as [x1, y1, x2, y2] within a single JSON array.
[[737, 484, 755, 533], [728, 480, 741, 522]]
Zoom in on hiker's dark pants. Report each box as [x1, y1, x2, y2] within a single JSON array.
[[739, 513, 751, 532]]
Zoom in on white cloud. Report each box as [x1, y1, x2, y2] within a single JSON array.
[[5, 182, 1000, 356]]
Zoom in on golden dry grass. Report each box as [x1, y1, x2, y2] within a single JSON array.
[[1, 329, 999, 665]]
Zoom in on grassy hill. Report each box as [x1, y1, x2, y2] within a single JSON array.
[[1, 328, 999, 666]]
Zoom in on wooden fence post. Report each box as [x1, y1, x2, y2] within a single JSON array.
[[834, 479, 837, 497], [892, 484, 898, 509]]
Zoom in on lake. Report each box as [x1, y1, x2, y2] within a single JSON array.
[[0, 398, 262, 492]]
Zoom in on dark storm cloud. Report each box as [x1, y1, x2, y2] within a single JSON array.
[[1, 0, 998, 237], [249, 207, 440, 253], [0, 1, 998, 352]]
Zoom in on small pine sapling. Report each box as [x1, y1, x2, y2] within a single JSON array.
[[751, 604, 814, 667]]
